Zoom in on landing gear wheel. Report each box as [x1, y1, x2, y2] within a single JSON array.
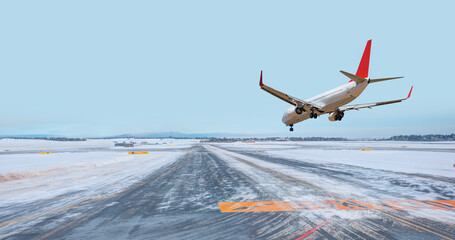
[[295, 107, 303, 115], [334, 115, 339, 121], [310, 113, 314, 118], [314, 114, 317, 119], [290, 127, 294, 132]]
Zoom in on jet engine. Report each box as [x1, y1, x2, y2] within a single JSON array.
[[328, 111, 344, 121], [295, 107, 304, 114]]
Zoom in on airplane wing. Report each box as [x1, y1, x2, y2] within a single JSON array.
[[259, 71, 322, 110], [339, 86, 413, 112]]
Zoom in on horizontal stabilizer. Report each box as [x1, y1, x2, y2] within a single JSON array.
[[369, 76, 404, 83], [340, 70, 367, 84]]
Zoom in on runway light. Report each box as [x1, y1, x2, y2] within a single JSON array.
[[360, 149, 372, 151], [40, 152, 52, 154], [128, 152, 148, 154]]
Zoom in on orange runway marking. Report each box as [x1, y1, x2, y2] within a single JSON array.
[[218, 200, 455, 213]]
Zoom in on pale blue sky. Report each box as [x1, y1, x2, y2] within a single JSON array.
[[1, 1, 454, 137]]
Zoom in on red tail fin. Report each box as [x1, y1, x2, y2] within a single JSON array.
[[356, 39, 372, 78]]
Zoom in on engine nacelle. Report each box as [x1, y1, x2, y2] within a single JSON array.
[[328, 112, 337, 122], [328, 111, 344, 121]]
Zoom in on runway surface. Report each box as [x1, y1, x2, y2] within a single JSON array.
[[1, 144, 455, 239]]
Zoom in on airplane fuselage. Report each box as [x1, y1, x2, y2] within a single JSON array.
[[282, 81, 368, 125]]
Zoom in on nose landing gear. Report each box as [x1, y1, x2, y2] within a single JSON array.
[[289, 124, 294, 132]]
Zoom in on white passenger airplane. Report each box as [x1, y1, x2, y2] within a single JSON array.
[[260, 40, 413, 131]]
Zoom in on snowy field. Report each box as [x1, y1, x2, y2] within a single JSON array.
[[218, 141, 455, 178], [0, 139, 196, 206], [0, 138, 198, 153]]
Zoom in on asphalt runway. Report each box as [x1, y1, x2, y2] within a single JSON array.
[[1, 145, 455, 239]]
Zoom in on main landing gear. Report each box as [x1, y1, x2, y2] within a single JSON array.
[[289, 124, 294, 132], [309, 112, 318, 119]]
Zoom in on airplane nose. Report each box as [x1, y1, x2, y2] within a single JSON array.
[[282, 108, 294, 124]]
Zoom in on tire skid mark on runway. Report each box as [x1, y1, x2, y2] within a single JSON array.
[[221, 153, 335, 199], [391, 172, 455, 183], [0, 150, 193, 230], [214, 147, 455, 240]]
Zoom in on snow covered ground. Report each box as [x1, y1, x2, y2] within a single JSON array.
[[0, 138, 198, 153], [219, 141, 455, 178], [0, 139, 191, 207]]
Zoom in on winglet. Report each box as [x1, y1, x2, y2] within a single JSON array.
[[259, 70, 264, 87], [407, 86, 413, 99]]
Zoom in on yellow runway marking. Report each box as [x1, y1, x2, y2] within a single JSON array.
[[0, 151, 193, 228], [380, 212, 454, 240], [128, 151, 148, 154]]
